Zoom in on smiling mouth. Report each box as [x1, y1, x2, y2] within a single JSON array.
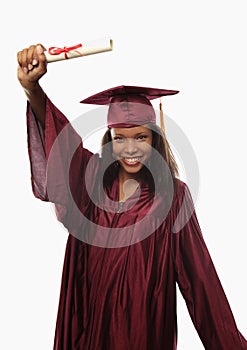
[[122, 156, 143, 165]]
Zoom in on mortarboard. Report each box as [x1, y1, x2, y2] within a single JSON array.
[[80, 85, 179, 128]]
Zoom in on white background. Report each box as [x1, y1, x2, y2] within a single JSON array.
[[1, 0, 247, 349]]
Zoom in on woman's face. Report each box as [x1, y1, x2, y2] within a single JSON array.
[[110, 125, 153, 177]]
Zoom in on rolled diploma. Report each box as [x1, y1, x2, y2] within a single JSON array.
[[44, 38, 113, 63]]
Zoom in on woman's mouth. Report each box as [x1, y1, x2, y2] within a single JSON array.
[[122, 156, 143, 166]]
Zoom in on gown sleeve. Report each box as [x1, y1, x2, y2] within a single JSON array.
[[26, 95, 95, 226], [172, 181, 247, 349]]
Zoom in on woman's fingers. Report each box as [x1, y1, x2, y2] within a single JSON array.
[[33, 44, 47, 66], [26, 45, 36, 71], [17, 44, 48, 89], [17, 44, 47, 73]]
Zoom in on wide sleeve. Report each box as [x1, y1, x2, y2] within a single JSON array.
[[26, 95, 95, 226], [172, 181, 247, 349]]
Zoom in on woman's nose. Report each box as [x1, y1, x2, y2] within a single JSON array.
[[124, 138, 138, 154]]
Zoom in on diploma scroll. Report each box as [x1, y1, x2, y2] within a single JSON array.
[[44, 38, 113, 63]]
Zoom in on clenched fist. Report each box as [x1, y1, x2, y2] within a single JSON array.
[[17, 44, 47, 91], [17, 44, 47, 127]]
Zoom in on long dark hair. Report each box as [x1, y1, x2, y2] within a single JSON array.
[[100, 124, 179, 194]]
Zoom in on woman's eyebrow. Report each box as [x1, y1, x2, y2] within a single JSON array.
[[136, 132, 148, 135], [114, 132, 148, 137], [113, 133, 124, 137]]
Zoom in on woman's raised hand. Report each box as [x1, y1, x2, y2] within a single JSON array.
[[17, 44, 47, 127], [17, 44, 47, 91]]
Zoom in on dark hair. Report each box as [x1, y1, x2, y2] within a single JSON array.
[[100, 124, 179, 194]]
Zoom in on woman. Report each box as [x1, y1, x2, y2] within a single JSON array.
[[17, 44, 247, 349]]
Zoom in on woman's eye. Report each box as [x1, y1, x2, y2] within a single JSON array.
[[137, 135, 147, 141], [114, 136, 124, 143]]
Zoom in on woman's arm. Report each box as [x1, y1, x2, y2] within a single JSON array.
[[18, 45, 95, 228], [17, 44, 47, 128], [172, 181, 247, 349]]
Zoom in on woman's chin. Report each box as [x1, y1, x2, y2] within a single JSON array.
[[119, 161, 144, 175]]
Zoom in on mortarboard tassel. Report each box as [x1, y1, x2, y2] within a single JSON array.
[[159, 98, 165, 132]]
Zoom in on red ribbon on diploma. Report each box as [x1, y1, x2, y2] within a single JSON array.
[[48, 43, 83, 59]]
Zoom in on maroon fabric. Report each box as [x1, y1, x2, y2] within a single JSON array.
[[107, 95, 156, 128], [80, 85, 179, 128], [27, 97, 247, 350]]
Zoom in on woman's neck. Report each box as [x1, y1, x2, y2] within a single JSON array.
[[118, 170, 141, 202]]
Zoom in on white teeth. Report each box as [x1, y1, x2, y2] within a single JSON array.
[[124, 157, 142, 163]]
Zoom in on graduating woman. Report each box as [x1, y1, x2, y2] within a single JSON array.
[[17, 44, 247, 350]]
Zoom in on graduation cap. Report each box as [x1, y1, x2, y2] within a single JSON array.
[[80, 85, 179, 129]]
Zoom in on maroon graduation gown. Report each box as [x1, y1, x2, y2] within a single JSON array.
[[26, 96, 247, 350]]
